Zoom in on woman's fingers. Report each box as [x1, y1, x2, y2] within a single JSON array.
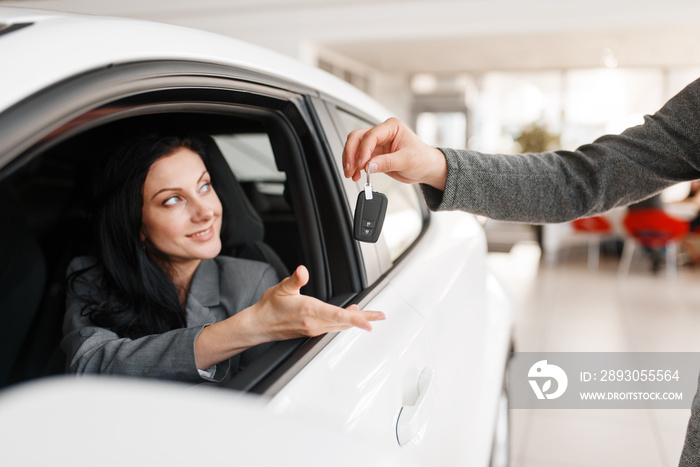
[[276, 265, 309, 296], [353, 309, 386, 332], [297, 301, 385, 336], [252, 266, 386, 341], [333, 305, 385, 332]]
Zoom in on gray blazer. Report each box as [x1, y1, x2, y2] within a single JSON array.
[[421, 77, 700, 224], [62, 255, 278, 384]]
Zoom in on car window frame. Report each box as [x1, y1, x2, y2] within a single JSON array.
[[251, 96, 434, 397], [0, 60, 366, 394], [312, 96, 432, 279]]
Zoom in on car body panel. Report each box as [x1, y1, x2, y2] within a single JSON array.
[[0, 377, 419, 467], [270, 211, 512, 466], [0, 7, 391, 122]]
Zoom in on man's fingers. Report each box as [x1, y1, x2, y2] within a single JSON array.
[[355, 120, 399, 166], [352, 149, 415, 184], [343, 128, 370, 177], [367, 152, 403, 176], [344, 118, 402, 180]]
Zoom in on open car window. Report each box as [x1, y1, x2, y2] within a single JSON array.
[[0, 62, 363, 394], [215, 133, 284, 182]]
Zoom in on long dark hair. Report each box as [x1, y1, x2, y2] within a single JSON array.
[[70, 135, 211, 339]]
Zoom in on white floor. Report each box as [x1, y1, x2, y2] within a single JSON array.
[[487, 242, 700, 467]]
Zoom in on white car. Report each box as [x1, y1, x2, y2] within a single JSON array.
[[0, 7, 512, 466]]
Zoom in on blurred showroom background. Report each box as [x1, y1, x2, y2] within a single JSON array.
[[5, 1, 700, 466], [7, 0, 700, 259]]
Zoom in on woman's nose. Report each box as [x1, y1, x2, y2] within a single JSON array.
[[191, 198, 215, 222]]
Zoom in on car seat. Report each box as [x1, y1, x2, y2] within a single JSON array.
[[0, 158, 91, 386], [200, 136, 290, 279], [0, 188, 47, 387]]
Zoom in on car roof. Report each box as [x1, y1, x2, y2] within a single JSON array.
[[0, 7, 391, 120]]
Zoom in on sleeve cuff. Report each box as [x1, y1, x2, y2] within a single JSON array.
[[419, 147, 455, 211], [420, 183, 445, 211], [197, 366, 218, 381], [193, 325, 230, 383]]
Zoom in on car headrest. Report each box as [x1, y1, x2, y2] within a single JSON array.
[[200, 136, 265, 256]]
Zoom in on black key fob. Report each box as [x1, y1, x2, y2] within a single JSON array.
[[353, 189, 388, 243]]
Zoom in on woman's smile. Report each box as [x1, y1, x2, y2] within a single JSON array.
[[140, 147, 223, 270], [188, 225, 215, 241]]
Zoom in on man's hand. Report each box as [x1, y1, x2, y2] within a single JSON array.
[[342, 117, 447, 190]]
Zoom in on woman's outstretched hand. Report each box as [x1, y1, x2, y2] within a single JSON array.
[[342, 117, 448, 190], [248, 265, 385, 342], [194, 265, 384, 370]]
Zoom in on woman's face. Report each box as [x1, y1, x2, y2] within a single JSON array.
[[140, 147, 223, 269]]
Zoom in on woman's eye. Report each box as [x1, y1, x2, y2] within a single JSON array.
[[199, 182, 211, 193], [162, 195, 181, 206]]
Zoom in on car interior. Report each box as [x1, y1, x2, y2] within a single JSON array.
[[0, 104, 359, 392]]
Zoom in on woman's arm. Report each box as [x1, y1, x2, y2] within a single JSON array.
[[64, 258, 383, 379], [63, 257, 227, 382], [62, 313, 218, 382], [193, 265, 385, 370]]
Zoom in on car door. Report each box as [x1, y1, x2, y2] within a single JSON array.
[[0, 60, 375, 390], [329, 104, 513, 466], [0, 55, 510, 466], [262, 98, 512, 466]]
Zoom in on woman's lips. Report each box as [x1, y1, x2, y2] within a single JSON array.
[[187, 226, 214, 241]]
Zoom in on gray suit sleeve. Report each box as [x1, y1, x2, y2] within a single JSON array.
[[61, 259, 207, 383], [61, 318, 207, 383], [421, 77, 700, 223], [62, 257, 282, 383]]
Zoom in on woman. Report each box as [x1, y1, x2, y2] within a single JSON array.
[[62, 135, 384, 384]]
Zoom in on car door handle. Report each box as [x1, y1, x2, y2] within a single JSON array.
[[396, 368, 435, 446]]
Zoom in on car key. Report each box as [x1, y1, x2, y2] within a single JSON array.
[[353, 163, 388, 243]]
